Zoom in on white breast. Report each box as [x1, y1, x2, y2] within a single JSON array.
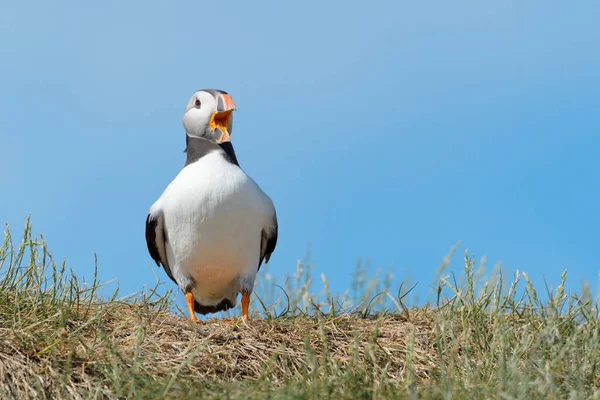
[[159, 151, 273, 305]]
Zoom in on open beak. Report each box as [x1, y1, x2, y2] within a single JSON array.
[[210, 94, 236, 143]]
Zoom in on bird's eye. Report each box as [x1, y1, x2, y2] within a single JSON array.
[[194, 99, 201, 107]]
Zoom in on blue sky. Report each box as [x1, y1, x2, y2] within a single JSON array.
[[1, 1, 599, 308]]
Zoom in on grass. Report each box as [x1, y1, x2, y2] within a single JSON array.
[[1, 218, 600, 399]]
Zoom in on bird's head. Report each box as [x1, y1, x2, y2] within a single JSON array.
[[182, 89, 236, 143]]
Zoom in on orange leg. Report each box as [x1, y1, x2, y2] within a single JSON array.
[[241, 290, 250, 321], [185, 292, 199, 322]]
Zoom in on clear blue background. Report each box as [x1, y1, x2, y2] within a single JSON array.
[[2, 1, 599, 306]]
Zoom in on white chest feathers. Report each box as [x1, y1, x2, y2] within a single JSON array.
[[158, 151, 275, 303]]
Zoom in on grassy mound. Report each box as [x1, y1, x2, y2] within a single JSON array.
[[1, 220, 599, 399]]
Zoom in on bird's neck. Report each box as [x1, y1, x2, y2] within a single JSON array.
[[184, 135, 239, 166]]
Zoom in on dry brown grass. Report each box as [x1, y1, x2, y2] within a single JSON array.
[[3, 219, 600, 399], [0, 298, 438, 399]]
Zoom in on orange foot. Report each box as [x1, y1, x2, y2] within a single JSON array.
[[185, 292, 199, 322], [242, 290, 250, 321]]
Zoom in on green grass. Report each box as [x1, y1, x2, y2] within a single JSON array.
[[1, 218, 600, 399]]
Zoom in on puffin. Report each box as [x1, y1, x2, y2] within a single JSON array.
[[145, 89, 278, 322]]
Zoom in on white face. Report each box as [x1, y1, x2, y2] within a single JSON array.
[[182, 91, 217, 136]]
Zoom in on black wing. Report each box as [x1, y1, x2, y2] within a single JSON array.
[[145, 210, 177, 285], [258, 211, 278, 271]]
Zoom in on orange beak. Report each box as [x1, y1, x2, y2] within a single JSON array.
[[210, 94, 236, 143], [219, 94, 236, 113]]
